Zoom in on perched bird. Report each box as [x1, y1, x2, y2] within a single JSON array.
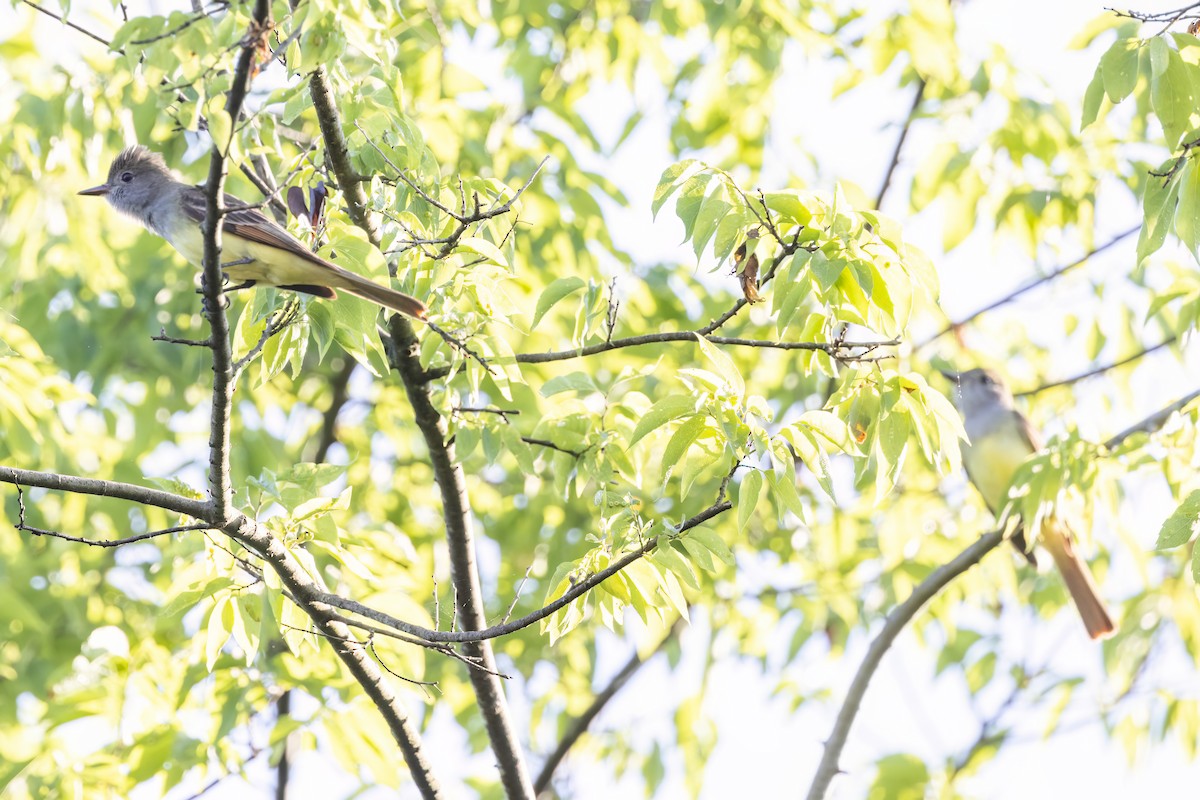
[[79, 146, 426, 318], [942, 367, 1116, 639]]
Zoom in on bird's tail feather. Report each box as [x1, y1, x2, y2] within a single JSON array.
[[325, 266, 427, 319], [1042, 520, 1116, 640]]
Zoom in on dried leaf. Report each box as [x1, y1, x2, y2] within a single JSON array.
[[310, 181, 328, 225], [737, 251, 762, 303], [287, 186, 309, 221]]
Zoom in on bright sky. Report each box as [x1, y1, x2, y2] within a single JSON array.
[[4, 0, 1198, 798]]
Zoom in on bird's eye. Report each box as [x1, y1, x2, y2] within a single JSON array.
[[121, 172, 134, 183]]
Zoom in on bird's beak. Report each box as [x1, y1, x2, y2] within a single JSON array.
[[78, 184, 110, 197], [937, 369, 960, 382]]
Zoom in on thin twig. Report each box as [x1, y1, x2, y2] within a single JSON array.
[[315, 472, 737, 645], [502, 565, 535, 625], [423, 320, 493, 372], [153, 330, 213, 347], [875, 79, 926, 210], [179, 745, 265, 800], [521, 437, 585, 458], [232, 299, 302, 376], [129, 5, 222, 45], [917, 225, 1140, 349], [453, 406, 521, 417], [533, 617, 683, 794], [19, 0, 113, 48], [18, 519, 212, 547], [1018, 336, 1177, 397]]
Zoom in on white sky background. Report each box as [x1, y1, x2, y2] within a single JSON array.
[[3, 0, 1200, 798]]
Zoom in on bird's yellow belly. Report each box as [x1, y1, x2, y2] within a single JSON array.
[[963, 432, 1033, 512], [165, 223, 322, 287]]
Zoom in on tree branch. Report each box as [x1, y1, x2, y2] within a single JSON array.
[[800, 371, 1184, 800], [0, 466, 207, 518], [316, 488, 733, 645], [220, 515, 444, 799], [804, 529, 1006, 800], [19, 0, 113, 48], [533, 618, 682, 794], [875, 79, 925, 210], [198, 2, 267, 521], [307, 65, 534, 799], [313, 359, 356, 463], [917, 225, 1140, 349], [513, 332, 898, 365], [1018, 336, 1177, 397], [17, 517, 212, 547], [206, 13, 442, 799], [1105, 385, 1200, 448]]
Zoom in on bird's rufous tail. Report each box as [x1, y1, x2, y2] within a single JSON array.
[[324, 266, 427, 319], [1041, 520, 1116, 640]]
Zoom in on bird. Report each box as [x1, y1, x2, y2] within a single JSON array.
[[79, 145, 426, 319], [942, 367, 1116, 639]]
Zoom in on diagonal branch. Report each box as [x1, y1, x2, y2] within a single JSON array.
[[804, 529, 1006, 800], [804, 372, 1195, 800], [316, 482, 733, 645], [1018, 335, 1177, 397], [1105, 385, 1200, 448], [19, 0, 113, 48], [307, 65, 534, 800], [200, 10, 443, 799], [533, 618, 683, 794], [875, 79, 926, 210], [218, 513, 443, 799], [917, 225, 1140, 349]]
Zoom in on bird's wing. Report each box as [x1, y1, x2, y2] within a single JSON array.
[[1012, 408, 1044, 452], [179, 186, 333, 269]]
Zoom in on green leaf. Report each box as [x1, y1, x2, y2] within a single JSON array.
[[161, 577, 235, 620], [1100, 37, 1141, 104], [205, 594, 233, 671], [542, 371, 600, 396], [688, 527, 735, 566], [1156, 490, 1200, 550], [691, 190, 733, 258], [652, 159, 701, 217], [207, 104, 233, 155], [1138, 163, 1183, 264], [1150, 36, 1170, 78], [1176, 159, 1200, 260], [651, 542, 699, 590], [870, 753, 930, 800], [663, 413, 709, 471], [675, 173, 715, 241], [1152, 47, 1200, 148], [532, 276, 586, 329], [457, 236, 509, 269], [738, 469, 763, 531], [0, 758, 34, 793], [693, 334, 745, 396], [1193, 537, 1200, 583], [629, 395, 701, 447], [762, 191, 815, 226]]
